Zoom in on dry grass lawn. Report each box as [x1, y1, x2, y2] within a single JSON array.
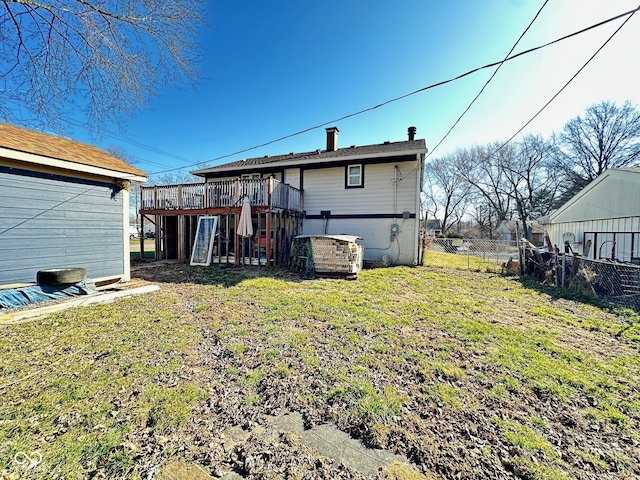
[[1, 252, 639, 479]]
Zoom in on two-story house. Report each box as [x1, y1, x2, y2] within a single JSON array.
[[139, 127, 427, 267]]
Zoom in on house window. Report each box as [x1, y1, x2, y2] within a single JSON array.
[[345, 164, 364, 188], [241, 173, 261, 180]]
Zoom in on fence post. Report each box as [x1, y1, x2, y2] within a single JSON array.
[[518, 239, 524, 276]]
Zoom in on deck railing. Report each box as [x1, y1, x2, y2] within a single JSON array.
[[141, 178, 302, 212]]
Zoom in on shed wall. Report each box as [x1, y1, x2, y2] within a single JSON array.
[[0, 167, 126, 284], [546, 216, 640, 260], [546, 170, 640, 261]]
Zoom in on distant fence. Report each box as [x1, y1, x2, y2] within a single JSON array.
[[425, 237, 640, 311], [427, 238, 519, 264]]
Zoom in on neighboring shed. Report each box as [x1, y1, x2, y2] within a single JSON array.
[[0, 123, 147, 286], [497, 220, 546, 246], [544, 168, 640, 262]]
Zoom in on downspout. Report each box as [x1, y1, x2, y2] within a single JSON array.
[[413, 152, 425, 265]]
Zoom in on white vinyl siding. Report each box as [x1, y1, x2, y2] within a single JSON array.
[[301, 160, 420, 265], [284, 168, 300, 189], [304, 217, 417, 265], [303, 161, 417, 215]]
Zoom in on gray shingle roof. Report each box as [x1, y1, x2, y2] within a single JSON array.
[[192, 138, 426, 176]]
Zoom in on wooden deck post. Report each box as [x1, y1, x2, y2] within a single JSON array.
[[234, 212, 239, 266], [177, 214, 184, 262], [266, 211, 272, 265]]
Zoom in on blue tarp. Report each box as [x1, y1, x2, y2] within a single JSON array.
[[0, 282, 95, 309]]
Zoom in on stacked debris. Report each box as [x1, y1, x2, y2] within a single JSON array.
[[289, 235, 363, 279]]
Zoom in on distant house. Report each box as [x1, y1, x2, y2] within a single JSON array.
[[543, 167, 640, 262], [497, 220, 546, 246], [424, 219, 442, 237], [0, 123, 147, 286], [140, 127, 427, 266]]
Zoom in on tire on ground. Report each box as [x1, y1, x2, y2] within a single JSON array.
[[37, 268, 87, 286]]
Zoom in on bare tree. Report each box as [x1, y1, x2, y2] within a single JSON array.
[[423, 154, 471, 233], [0, 0, 206, 131], [151, 170, 203, 185], [556, 100, 640, 198], [498, 135, 559, 240], [467, 199, 495, 239], [455, 143, 514, 228], [446, 138, 559, 241]]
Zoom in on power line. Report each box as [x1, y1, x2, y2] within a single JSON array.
[[425, 1, 549, 160], [1, 98, 194, 169], [488, 5, 638, 159], [61, 116, 194, 166], [149, 4, 640, 176]]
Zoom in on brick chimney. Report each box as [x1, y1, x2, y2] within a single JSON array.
[[408, 126, 417, 141], [326, 127, 339, 151]]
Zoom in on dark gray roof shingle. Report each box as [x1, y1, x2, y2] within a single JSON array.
[[192, 138, 426, 175]]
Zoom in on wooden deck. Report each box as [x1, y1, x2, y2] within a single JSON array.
[[140, 178, 302, 214], [138, 178, 303, 266]]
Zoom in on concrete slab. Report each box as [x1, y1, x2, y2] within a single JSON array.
[[267, 413, 415, 477], [158, 460, 215, 480]]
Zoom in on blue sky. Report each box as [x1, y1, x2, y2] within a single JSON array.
[[67, 0, 640, 178]]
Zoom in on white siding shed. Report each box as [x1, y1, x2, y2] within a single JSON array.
[[545, 168, 640, 262]]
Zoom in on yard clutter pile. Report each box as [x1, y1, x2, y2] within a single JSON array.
[[0, 282, 94, 309], [0, 267, 92, 309], [289, 235, 363, 279]]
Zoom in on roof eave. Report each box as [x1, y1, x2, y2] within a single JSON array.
[[191, 147, 427, 177], [0, 146, 148, 182]]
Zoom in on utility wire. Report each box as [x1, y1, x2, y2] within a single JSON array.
[[61, 116, 194, 166], [425, 0, 549, 160], [149, 4, 640, 176], [488, 5, 638, 159]]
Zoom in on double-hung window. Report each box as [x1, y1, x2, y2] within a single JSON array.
[[346, 164, 364, 188]]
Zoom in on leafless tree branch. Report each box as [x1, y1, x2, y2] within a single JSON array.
[[0, 0, 206, 132]]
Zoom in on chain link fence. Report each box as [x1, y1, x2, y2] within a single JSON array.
[[427, 238, 519, 264], [558, 255, 640, 310], [424, 237, 640, 311]]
